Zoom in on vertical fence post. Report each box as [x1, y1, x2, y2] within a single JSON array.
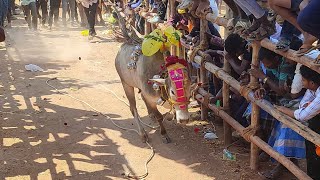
[[169, 0, 177, 56], [199, 19, 208, 120], [144, 0, 151, 34], [250, 41, 261, 170], [222, 49, 232, 145]]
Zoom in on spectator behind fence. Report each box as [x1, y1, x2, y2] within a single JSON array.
[[209, 34, 251, 127], [276, 65, 320, 180], [244, 48, 295, 144], [258, 41, 307, 180]]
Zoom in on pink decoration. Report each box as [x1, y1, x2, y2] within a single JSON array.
[[168, 67, 187, 110]]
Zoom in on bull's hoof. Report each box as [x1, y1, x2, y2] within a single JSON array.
[[162, 134, 171, 144]]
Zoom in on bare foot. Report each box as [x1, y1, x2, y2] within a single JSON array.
[[303, 32, 318, 45]]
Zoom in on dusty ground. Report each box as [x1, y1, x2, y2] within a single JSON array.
[[0, 12, 297, 180]]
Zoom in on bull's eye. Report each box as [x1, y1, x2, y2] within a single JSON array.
[[171, 90, 175, 95]]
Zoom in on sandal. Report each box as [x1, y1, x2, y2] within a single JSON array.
[[226, 17, 237, 32], [313, 54, 320, 66], [247, 24, 276, 41], [258, 152, 270, 162], [275, 38, 291, 52], [267, 9, 277, 22], [258, 164, 285, 180], [234, 19, 251, 36], [295, 44, 320, 57]]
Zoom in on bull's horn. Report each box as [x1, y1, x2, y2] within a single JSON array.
[[130, 26, 144, 39], [149, 78, 166, 85]]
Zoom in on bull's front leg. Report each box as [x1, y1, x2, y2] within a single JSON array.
[[142, 94, 171, 144], [122, 83, 148, 142]]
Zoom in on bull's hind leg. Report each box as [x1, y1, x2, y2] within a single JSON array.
[[122, 83, 148, 142], [142, 94, 171, 144]]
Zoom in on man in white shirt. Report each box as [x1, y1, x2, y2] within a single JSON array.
[[276, 65, 320, 179], [21, 0, 38, 30]]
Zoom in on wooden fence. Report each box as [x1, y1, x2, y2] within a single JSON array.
[[118, 0, 320, 179]]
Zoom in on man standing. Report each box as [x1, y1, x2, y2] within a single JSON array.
[[48, 0, 60, 29], [21, 0, 38, 30], [0, 0, 9, 27], [36, 0, 48, 27], [62, 0, 76, 26], [78, 0, 98, 37]]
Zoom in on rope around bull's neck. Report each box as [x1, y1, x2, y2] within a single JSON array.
[[46, 77, 155, 179]]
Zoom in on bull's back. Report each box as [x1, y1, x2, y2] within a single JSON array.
[[115, 43, 163, 95]]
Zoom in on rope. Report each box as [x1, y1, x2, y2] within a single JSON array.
[[241, 125, 260, 142], [189, 46, 202, 63], [248, 81, 261, 90], [212, 69, 224, 78], [45, 77, 156, 179], [239, 85, 251, 101]]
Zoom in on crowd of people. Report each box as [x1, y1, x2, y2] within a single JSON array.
[[1, 0, 320, 179], [128, 0, 320, 179], [0, 0, 108, 37]]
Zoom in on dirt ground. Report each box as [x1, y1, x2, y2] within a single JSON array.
[[0, 12, 298, 180]]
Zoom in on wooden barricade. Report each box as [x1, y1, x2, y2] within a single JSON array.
[[122, 1, 320, 179]]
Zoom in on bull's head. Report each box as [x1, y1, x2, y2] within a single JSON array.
[[150, 56, 191, 124]]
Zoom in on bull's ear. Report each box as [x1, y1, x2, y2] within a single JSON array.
[[149, 78, 166, 86]]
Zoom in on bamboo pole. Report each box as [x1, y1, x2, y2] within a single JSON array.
[[260, 39, 320, 74], [199, 19, 209, 120], [222, 25, 232, 145], [204, 14, 320, 74], [250, 42, 261, 170], [144, 0, 151, 34], [193, 54, 320, 146], [195, 92, 311, 180]]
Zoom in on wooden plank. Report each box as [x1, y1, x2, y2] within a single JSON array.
[[195, 92, 311, 180], [250, 42, 261, 170], [193, 55, 320, 147]]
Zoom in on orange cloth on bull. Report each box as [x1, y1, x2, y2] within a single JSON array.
[[187, 20, 194, 33]]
